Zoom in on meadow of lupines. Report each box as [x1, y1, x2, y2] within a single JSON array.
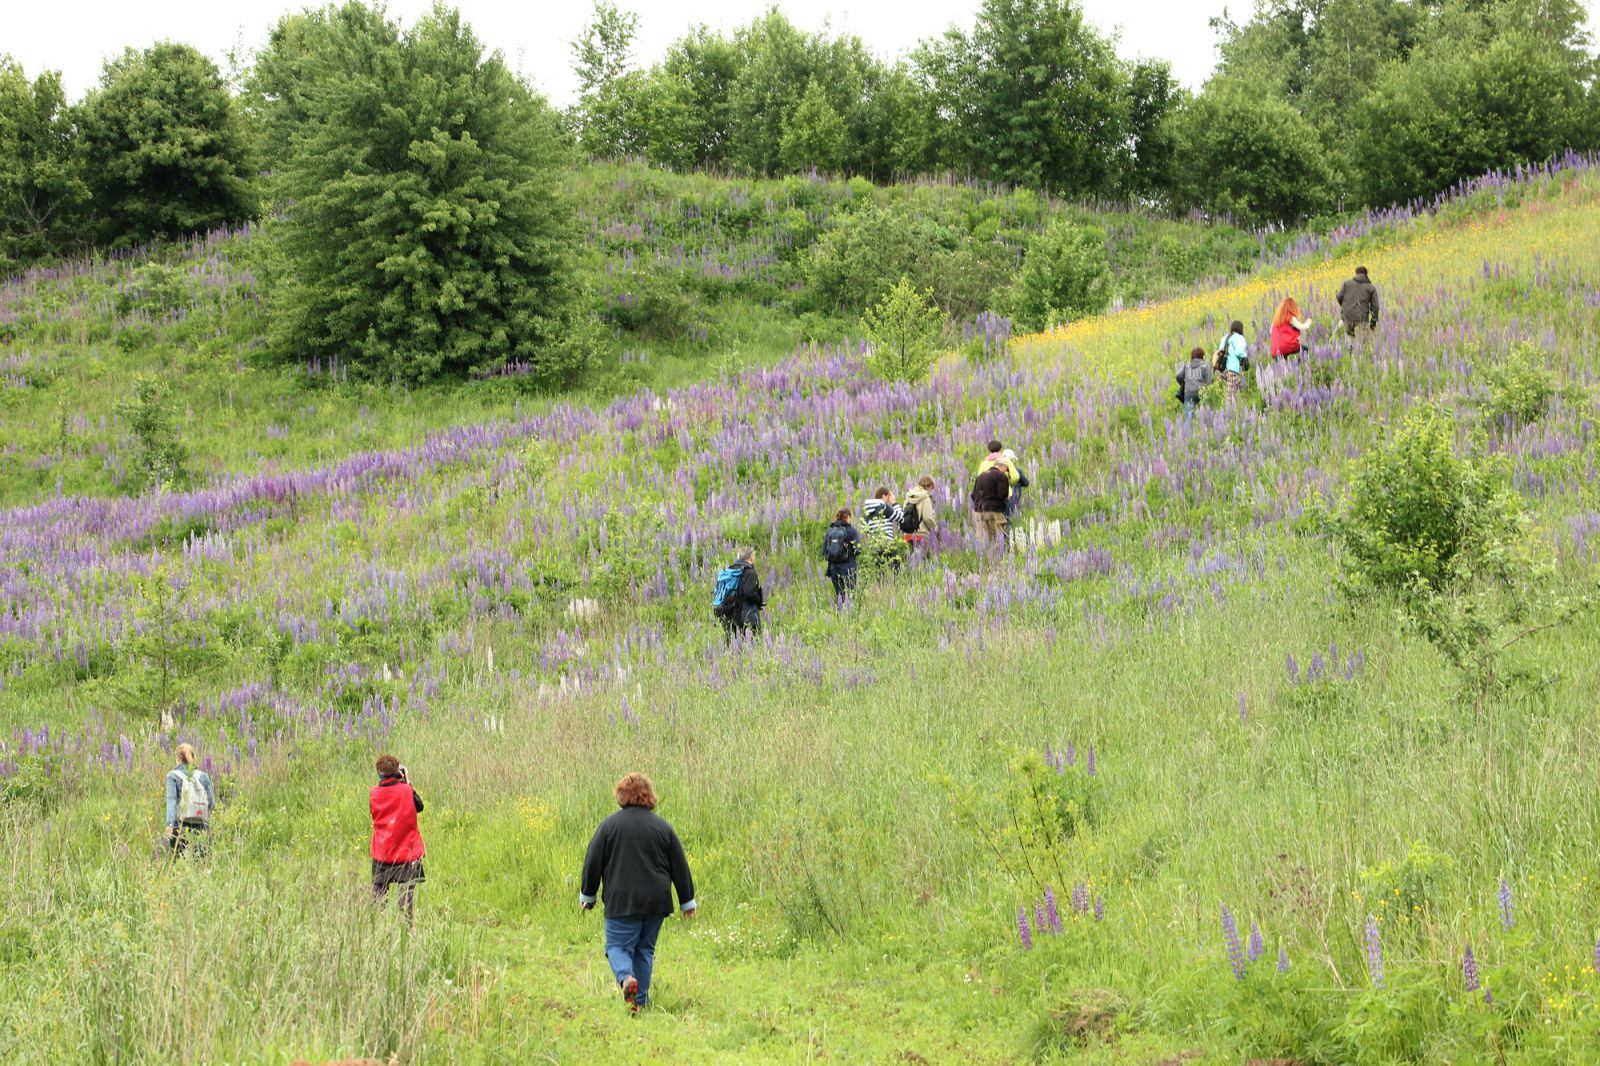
[[1, 161, 1599, 1063]]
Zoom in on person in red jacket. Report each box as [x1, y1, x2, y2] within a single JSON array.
[[370, 753, 425, 923], [1269, 297, 1314, 359]]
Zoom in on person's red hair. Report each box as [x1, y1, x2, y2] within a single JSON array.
[[1272, 297, 1300, 328], [614, 772, 658, 810]]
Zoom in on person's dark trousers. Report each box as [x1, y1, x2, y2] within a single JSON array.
[[604, 914, 668, 1006], [720, 606, 761, 642], [829, 566, 857, 602], [166, 822, 209, 860]]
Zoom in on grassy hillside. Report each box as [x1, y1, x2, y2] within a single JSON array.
[[2, 159, 1600, 1064]]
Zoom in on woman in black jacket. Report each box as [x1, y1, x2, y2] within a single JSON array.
[[579, 772, 697, 1012], [821, 508, 861, 601]]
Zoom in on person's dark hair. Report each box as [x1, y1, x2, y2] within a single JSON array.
[[985, 439, 1003, 453], [1355, 265, 1369, 277], [874, 486, 891, 500], [835, 508, 851, 522], [917, 476, 934, 490], [1229, 320, 1244, 336], [615, 772, 658, 810], [375, 753, 400, 777], [1190, 345, 1206, 360]]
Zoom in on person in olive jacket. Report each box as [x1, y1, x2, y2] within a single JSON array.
[[579, 772, 697, 1013]]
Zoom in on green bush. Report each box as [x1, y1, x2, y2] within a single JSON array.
[[861, 276, 943, 383], [114, 375, 188, 491], [1007, 220, 1111, 331], [1480, 343, 1558, 426]]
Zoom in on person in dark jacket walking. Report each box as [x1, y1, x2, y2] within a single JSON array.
[[580, 772, 697, 1013], [370, 753, 425, 923], [821, 508, 861, 602], [971, 458, 1011, 541], [1174, 346, 1214, 425], [714, 547, 765, 640], [1336, 266, 1379, 344]]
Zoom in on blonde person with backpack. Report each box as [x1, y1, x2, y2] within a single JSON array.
[[165, 743, 216, 859]]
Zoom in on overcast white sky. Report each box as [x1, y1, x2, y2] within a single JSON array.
[[11, 0, 1245, 104]]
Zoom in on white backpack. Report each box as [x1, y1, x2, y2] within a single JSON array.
[[176, 770, 209, 823]]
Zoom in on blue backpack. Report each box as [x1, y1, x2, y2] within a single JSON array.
[[711, 566, 742, 615]]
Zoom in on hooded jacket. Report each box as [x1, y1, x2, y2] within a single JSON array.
[[1337, 272, 1380, 327], [903, 486, 937, 533], [971, 466, 1011, 514], [1175, 356, 1214, 402]]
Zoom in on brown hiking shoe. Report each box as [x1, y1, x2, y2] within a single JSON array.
[[621, 975, 639, 1014]]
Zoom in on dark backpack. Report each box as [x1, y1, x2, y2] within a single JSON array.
[[821, 526, 855, 564], [711, 566, 742, 615], [899, 504, 922, 535]]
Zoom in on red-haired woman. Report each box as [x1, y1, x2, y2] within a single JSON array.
[[370, 753, 425, 923], [1270, 297, 1314, 359], [580, 772, 697, 1013]]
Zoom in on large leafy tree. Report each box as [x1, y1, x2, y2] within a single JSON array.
[[914, 0, 1150, 197], [0, 58, 86, 271], [75, 43, 256, 248], [1351, 32, 1588, 207], [780, 80, 849, 173], [1166, 83, 1336, 224], [264, 2, 595, 386]]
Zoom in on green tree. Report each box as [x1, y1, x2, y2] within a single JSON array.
[[570, 2, 644, 158], [0, 58, 86, 271], [780, 80, 848, 173], [1351, 32, 1588, 208], [914, 0, 1139, 196], [265, 3, 596, 386], [115, 374, 188, 490], [861, 276, 943, 383], [639, 28, 742, 171], [1166, 84, 1335, 224], [75, 43, 257, 248], [1008, 221, 1111, 331]]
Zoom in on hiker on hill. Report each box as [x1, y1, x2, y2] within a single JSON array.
[[862, 487, 907, 570], [1214, 320, 1249, 394], [712, 548, 764, 639], [1174, 346, 1214, 425], [999, 448, 1029, 523], [1336, 266, 1379, 344], [971, 457, 1012, 542], [164, 742, 216, 860], [580, 772, 697, 1014], [1270, 297, 1314, 359], [821, 508, 861, 601], [976, 439, 1021, 490], [370, 753, 425, 923], [901, 476, 938, 547]]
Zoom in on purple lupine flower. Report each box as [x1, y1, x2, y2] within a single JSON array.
[[1277, 943, 1290, 973], [1221, 905, 1246, 980], [1484, 987, 1493, 1006], [1247, 922, 1264, 962], [1045, 886, 1062, 933], [1238, 692, 1248, 723], [1044, 742, 1055, 769], [1499, 879, 1514, 928], [1087, 745, 1097, 776], [1365, 915, 1385, 989], [1093, 895, 1103, 922], [1035, 901, 1047, 937], [1462, 944, 1479, 992], [1072, 880, 1090, 914], [1065, 741, 1076, 766], [1594, 937, 1600, 974], [1018, 906, 1032, 949], [1309, 651, 1325, 681], [1286, 653, 1299, 682]]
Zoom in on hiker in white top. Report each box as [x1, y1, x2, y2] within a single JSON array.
[[165, 742, 216, 859]]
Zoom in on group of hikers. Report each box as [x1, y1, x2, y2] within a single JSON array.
[[1174, 266, 1381, 420], [163, 746, 695, 1014], [708, 440, 1032, 637]]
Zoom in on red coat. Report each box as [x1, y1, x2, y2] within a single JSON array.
[[370, 779, 424, 863], [1270, 322, 1302, 358]]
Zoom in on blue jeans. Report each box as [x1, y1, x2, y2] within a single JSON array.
[[604, 915, 667, 1004], [1182, 398, 1197, 424]]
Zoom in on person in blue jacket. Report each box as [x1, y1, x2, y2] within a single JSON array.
[[1215, 320, 1250, 395]]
